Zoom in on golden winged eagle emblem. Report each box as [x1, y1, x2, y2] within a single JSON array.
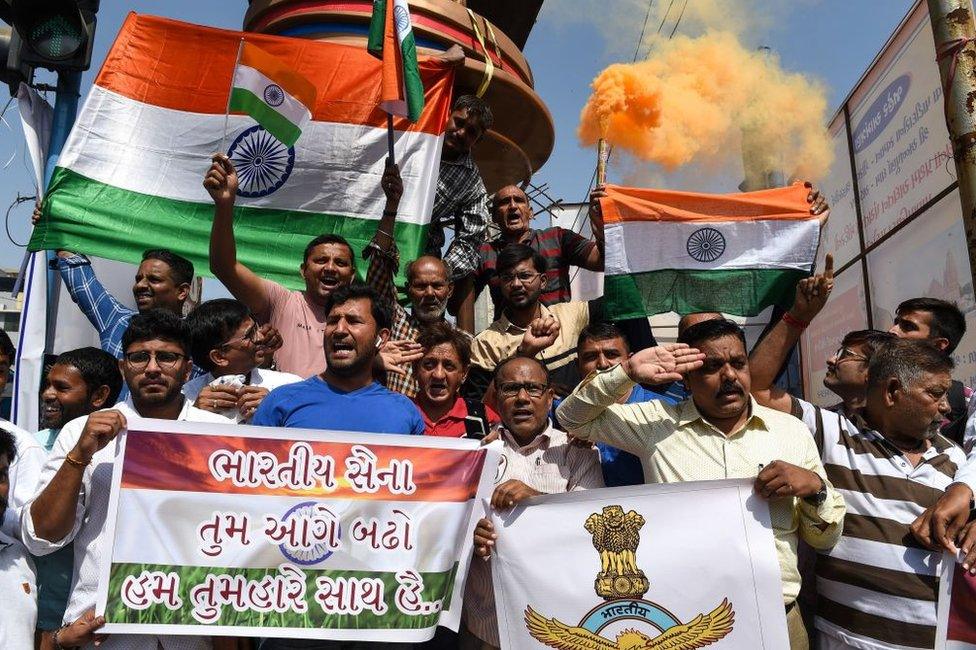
[[524, 599, 735, 650]]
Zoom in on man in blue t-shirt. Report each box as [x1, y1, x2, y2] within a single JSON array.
[[554, 323, 678, 486], [252, 283, 425, 435]]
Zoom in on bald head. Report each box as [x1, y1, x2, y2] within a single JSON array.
[[492, 184, 532, 239], [406, 255, 452, 324], [678, 312, 722, 337]]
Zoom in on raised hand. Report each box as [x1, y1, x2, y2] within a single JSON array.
[[519, 315, 560, 356], [621, 343, 705, 385], [203, 154, 239, 207], [791, 253, 834, 323], [381, 161, 403, 210], [72, 410, 127, 464], [379, 339, 424, 376], [805, 181, 829, 216]]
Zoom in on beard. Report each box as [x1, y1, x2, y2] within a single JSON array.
[[413, 298, 448, 323]]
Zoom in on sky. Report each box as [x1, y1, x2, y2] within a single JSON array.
[[0, 0, 916, 295]]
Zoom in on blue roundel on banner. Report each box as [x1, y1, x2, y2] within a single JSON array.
[[686, 227, 726, 263], [276, 500, 341, 565], [263, 83, 285, 107], [227, 125, 296, 198]]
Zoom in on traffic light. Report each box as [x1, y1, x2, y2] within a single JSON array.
[[1, 0, 98, 74]]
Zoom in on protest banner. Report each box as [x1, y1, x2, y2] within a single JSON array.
[[95, 419, 498, 643], [492, 478, 789, 649], [936, 553, 976, 649]]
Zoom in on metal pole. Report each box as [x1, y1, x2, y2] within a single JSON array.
[[927, 0, 976, 283]]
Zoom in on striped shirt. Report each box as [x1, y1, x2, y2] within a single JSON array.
[[461, 423, 603, 646], [476, 226, 596, 318], [791, 397, 966, 650]]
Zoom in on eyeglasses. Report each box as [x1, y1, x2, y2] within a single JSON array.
[[833, 347, 868, 364], [123, 350, 187, 370], [496, 381, 549, 398], [220, 322, 258, 349], [498, 271, 542, 285]]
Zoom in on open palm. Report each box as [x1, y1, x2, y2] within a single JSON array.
[[623, 344, 705, 384]]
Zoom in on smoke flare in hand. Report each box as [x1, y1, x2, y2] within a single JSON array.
[[578, 31, 833, 181]]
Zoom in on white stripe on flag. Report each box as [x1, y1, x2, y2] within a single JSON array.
[[58, 86, 441, 225], [604, 218, 820, 274], [112, 488, 472, 573], [232, 63, 312, 127]]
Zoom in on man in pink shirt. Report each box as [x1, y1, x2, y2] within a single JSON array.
[[205, 154, 356, 377]]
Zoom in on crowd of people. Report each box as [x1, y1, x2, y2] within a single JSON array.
[[2, 94, 975, 650]]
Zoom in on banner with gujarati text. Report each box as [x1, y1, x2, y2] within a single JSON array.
[[96, 419, 498, 642], [492, 478, 790, 649]]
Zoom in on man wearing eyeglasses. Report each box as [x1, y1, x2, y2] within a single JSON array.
[[22, 309, 227, 650], [467, 244, 595, 400], [183, 299, 301, 423], [463, 355, 603, 649]]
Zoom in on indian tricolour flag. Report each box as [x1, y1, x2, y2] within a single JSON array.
[[229, 42, 315, 147], [367, 0, 424, 122], [600, 183, 822, 318], [28, 13, 455, 290]]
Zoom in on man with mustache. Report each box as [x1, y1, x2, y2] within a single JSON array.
[[424, 95, 494, 333], [22, 309, 227, 649], [33, 347, 123, 641], [466, 355, 604, 649], [251, 283, 425, 436], [413, 322, 499, 438], [467, 244, 597, 399], [556, 318, 845, 650], [363, 163, 462, 397], [206, 155, 356, 378]]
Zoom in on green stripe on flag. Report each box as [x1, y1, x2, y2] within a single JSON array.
[[105, 561, 459, 629], [604, 268, 807, 319], [367, 0, 387, 56], [400, 29, 424, 122], [229, 87, 302, 147], [28, 167, 428, 294]]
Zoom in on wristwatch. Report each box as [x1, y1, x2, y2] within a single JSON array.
[[803, 474, 828, 507]]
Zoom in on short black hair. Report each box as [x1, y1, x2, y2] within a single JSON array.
[[121, 309, 190, 355], [577, 322, 629, 352], [416, 321, 471, 368], [841, 329, 897, 361], [303, 234, 356, 265], [493, 355, 550, 386], [0, 426, 15, 465], [142, 249, 194, 286], [677, 318, 747, 350], [496, 243, 547, 276], [324, 281, 392, 331], [453, 94, 494, 133], [868, 338, 954, 390], [52, 347, 124, 405], [0, 329, 13, 361], [896, 297, 967, 353], [186, 299, 251, 372]]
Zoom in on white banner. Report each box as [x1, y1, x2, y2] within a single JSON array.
[[492, 478, 789, 649], [936, 551, 976, 649]]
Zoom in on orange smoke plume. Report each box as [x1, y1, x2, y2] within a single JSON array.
[[579, 31, 833, 180]]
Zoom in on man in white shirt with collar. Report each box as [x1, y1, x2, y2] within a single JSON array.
[[23, 309, 227, 650], [183, 299, 300, 422]]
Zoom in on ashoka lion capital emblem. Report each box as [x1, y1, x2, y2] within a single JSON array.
[[586, 505, 650, 600]]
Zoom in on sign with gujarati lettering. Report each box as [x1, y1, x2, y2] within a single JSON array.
[[95, 419, 498, 643], [491, 479, 789, 649]]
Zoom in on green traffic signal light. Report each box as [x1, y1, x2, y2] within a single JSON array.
[[27, 12, 85, 61]]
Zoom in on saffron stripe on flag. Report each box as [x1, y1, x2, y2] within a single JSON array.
[[118, 429, 487, 501], [604, 268, 807, 319], [229, 87, 303, 146], [239, 41, 316, 108], [232, 63, 313, 129], [93, 13, 452, 134], [36, 168, 428, 290]]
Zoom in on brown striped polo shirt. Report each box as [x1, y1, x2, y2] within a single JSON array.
[[792, 397, 966, 650]]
